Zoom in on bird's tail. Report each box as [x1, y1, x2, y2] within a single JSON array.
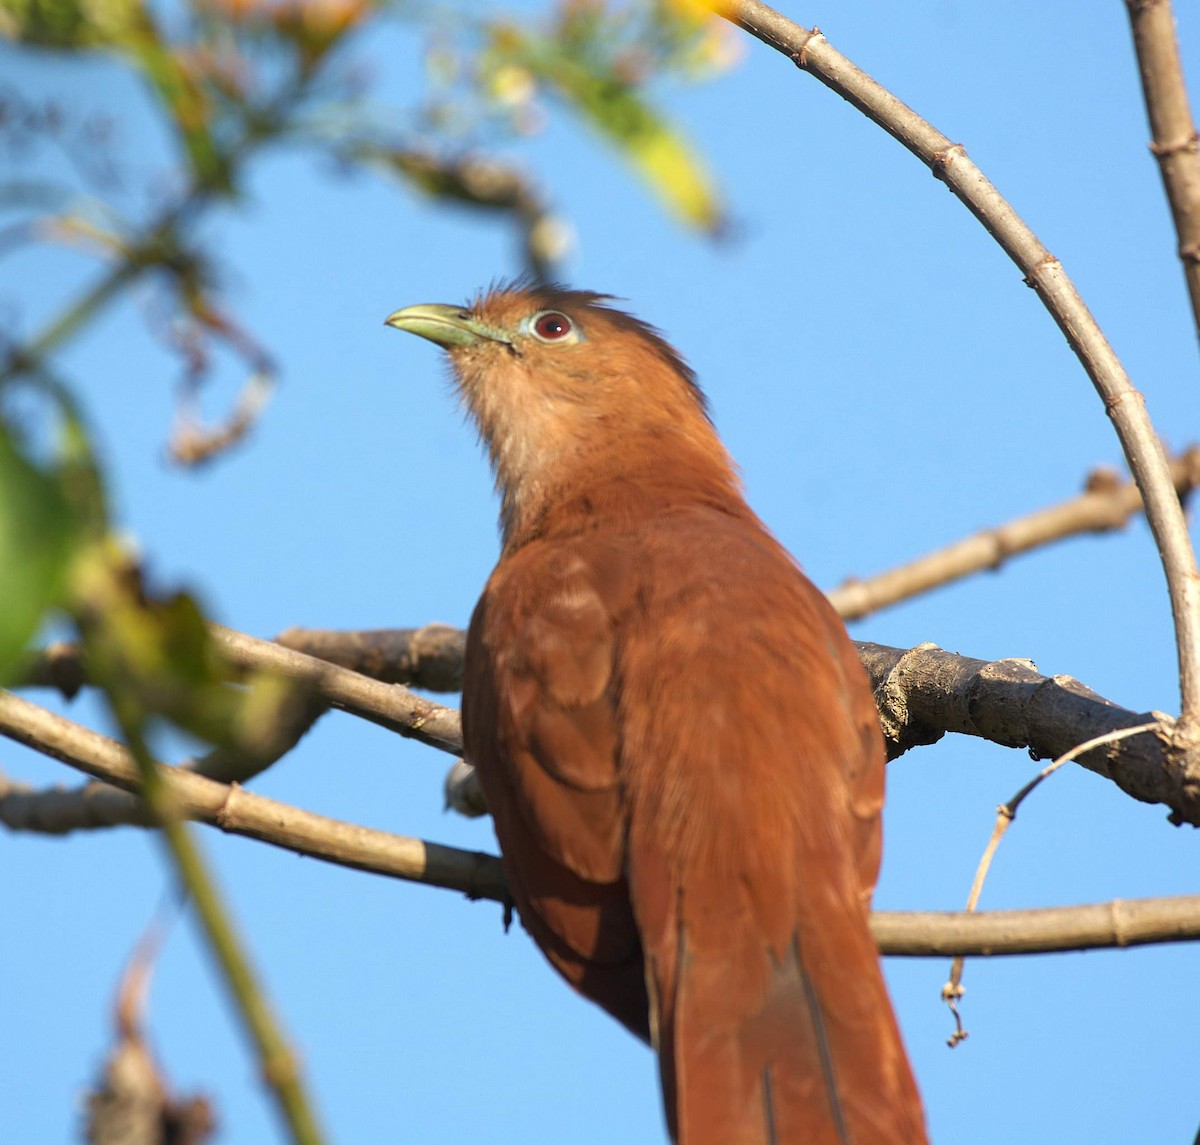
[[652, 913, 925, 1145]]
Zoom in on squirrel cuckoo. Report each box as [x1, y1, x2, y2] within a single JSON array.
[[386, 284, 927, 1144]]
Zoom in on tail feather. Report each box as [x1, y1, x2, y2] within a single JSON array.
[[761, 1068, 777, 1145], [657, 920, 923, 1145], [790, 936, 848, 1143]]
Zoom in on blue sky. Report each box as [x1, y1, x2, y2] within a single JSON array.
[[4, 2, 1199, 1142]]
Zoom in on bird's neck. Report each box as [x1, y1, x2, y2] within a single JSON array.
[[496, 429, 743, 552]]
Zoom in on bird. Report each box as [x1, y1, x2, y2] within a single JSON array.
[[386, 282, 927, 1145]]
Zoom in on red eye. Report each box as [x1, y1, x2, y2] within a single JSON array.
[[531, 311, 573, 341]]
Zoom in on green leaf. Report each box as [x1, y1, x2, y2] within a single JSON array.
[[0, 0, 100, 47], [73, 541, 244, 747], [0, 0, 148, 50], [0, 421, 80, 683]]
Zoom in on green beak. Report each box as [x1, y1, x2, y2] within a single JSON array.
[[384, 303, 512, 349]]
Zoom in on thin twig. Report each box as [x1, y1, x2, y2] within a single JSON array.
[[169, 368, 275, 466], [1, 259, 139, 378], [714, 0, 1200, 767], [941, 722, 1159, 1047], [1125, 0, 1200, 345], [829, 447, 1200, 622], [4, 691, 1200, 957], [85, 910, 216, 1144], [167, 303, 278, 467]]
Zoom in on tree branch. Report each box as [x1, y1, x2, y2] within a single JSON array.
[[0, 689, 501, 900], [5, 687, 1200, 958], [858, 641, 1183, 814], [713, 0, 1200, 777], [273, 624, 467, 692], [209, 625, 464, 753], [0, 701, 329, 833], [829, 446, 1200, 621], [15, 626, 1196, 821], [1125, 0, 1200, 346], [871, 896, 1200, 957], [262, 628, 1195, 824]]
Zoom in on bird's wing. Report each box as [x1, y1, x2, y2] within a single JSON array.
[[462, 536, 650, 1039]]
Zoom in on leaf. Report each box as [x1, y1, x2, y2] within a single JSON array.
[[491, 23, 723, 232], [351, 144, 529, 212], [0, 420, 80, 683], [0, 0, 103, 48], [73, 541, 243, 747]]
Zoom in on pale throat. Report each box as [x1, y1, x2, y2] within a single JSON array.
[[455, 350, 737, 543], [461, 369, 593, 541]]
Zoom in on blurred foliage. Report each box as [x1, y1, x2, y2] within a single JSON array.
[[0, 0, 736, 754], [0, 403, 84, 681], [0, 378, 273, 757], [483, 0, 729, 229]]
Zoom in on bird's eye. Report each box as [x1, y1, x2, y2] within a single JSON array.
[[530, 311, 574, 342]]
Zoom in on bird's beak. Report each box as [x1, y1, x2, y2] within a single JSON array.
[[384, 303, 513, 349]]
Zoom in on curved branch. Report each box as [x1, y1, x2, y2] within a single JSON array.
[[940, 721, 1160, 1046], [714, 0, 1200, 761]]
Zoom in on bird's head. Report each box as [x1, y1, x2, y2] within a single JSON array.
[[386, 282, 735, 542]]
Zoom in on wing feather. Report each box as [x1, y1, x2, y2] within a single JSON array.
[[462, 538, 648, 1038]]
